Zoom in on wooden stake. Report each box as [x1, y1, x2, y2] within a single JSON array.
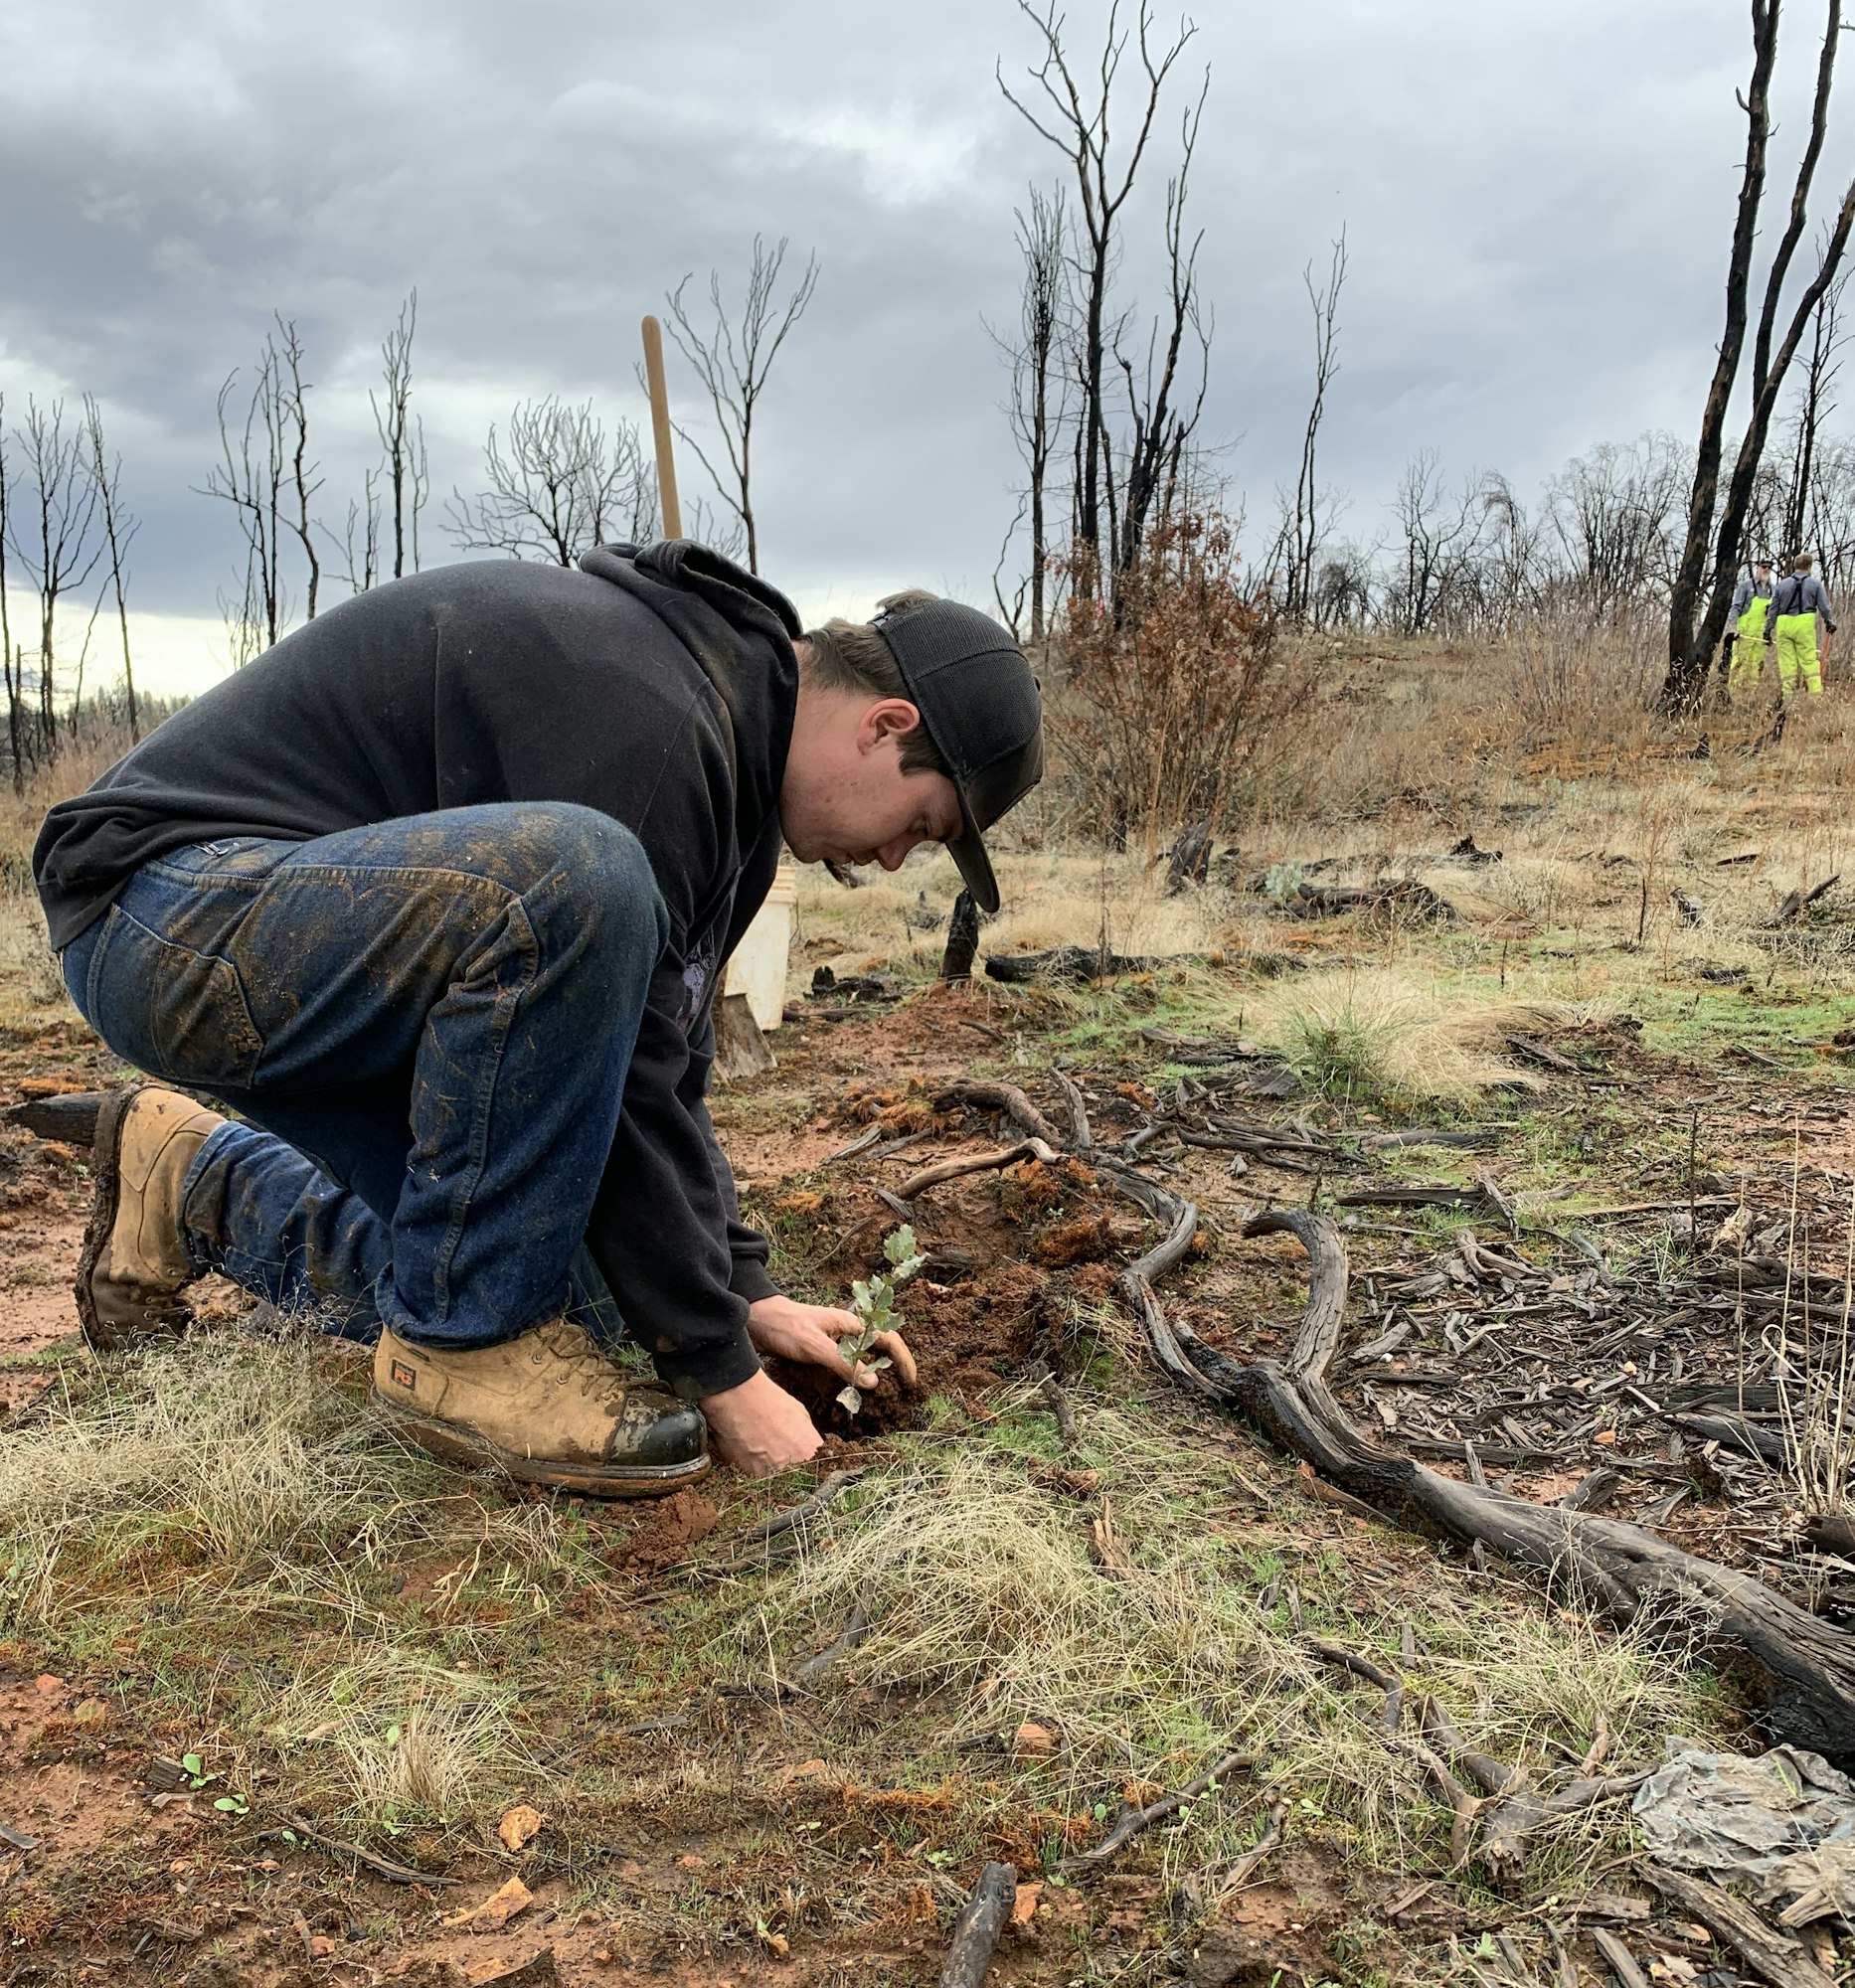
[[640, 314, 683, 541]]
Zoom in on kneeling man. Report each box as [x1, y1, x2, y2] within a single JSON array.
[[34, 543, 1042, 1495]]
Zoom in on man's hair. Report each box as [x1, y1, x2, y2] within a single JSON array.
[[797, 590, 949, 777], [1795, 553, 1815, 573]]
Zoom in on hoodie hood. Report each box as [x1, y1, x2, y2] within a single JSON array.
[[580, 540, 800, 851]]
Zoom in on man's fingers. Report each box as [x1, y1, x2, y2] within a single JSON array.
[[872, 1330, 918, 1391]]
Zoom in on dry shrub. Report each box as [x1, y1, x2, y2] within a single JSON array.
[[1049, 513, 1309, 861], [1495, 602, 1663, 748]]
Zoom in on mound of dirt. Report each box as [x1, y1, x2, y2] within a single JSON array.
[[764, 1260, 1057, 1436]]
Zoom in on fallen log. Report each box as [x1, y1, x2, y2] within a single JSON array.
[[894, 1138, 1061, 1202], [6, 1090, 106, 1144], [932, 1081, 1067, 1148], [984, 944, 1191, 984], [1114, 1175, 1855, 1761], [1273, 879, 1457, 922], [1645, 1865, 1836, 1988]]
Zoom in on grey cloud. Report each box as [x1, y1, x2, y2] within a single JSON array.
[[2, 0, 1849, 643]]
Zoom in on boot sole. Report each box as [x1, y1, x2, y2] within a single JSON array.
[[370, 1391, 713, 1499]]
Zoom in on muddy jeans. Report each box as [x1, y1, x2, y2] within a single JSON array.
[[60, 803, 667, 1351]]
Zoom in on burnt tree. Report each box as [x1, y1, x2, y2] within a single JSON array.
[[662, 237, 818, 575], [1664, 0, 1855, 709], [999, 1, 1200, 584]]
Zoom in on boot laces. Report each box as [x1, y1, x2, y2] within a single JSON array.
[[532, 1322, 631, 1408]]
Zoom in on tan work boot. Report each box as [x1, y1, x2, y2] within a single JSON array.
[[78, 1084, 225, 1352], [371, 1318, 710, 1498]]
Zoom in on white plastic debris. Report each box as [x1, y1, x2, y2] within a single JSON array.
[[1633, 1739, 1855, 1923]]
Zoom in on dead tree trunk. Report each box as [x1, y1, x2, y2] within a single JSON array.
[[84, 397, 139, 744], [999, 1, 1199, 584], [1286, 232, 1346, 626], [1665, 0, 1855, 710]]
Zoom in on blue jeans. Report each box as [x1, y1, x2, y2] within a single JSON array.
[[61, 803, 667, 1352]]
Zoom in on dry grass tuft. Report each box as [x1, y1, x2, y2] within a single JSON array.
[[761, 1408, 1728, 1887], [1248, 969, 1550, 1106], [773, 1440, 1290, 1768], [0, 1327, 426, 1619], [262, 1644, 524, 1826]]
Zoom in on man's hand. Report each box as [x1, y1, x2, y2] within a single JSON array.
[[747, 1294, 918, 1390], [700, 1368, 823, 1477]]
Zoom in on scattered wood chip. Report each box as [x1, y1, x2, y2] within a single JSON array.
[[496, 1804, 547, 1853], [443, 1875, 535, 1931], [1010, 1881, 1042, 1925], [1011, 1722, 1057, 1759]]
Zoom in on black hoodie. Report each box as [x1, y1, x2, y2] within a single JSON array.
[[34, 543, 800, 1399]]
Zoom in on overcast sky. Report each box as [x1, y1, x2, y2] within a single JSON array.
[[2, 0, 1850, 693]]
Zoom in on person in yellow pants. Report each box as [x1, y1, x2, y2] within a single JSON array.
[[1770, 554, 1835, 696], [1727, 558, 1773, 694]]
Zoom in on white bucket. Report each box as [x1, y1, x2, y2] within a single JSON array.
[[724, 862, 797, 1031]]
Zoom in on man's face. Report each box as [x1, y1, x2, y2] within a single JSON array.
[[780, 696, 964, 873]]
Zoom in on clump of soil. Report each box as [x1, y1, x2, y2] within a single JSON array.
[[599, 1488, 720, 1574]]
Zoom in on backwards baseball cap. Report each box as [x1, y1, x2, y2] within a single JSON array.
[[869, 596, 1044, 915]]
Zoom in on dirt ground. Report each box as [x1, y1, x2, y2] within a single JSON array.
[[8, 655, 1855, 1983]]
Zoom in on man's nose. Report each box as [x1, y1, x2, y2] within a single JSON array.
[[874, 835, 920, 871]]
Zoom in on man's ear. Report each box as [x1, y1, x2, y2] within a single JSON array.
[[857, 698, 924, 751]]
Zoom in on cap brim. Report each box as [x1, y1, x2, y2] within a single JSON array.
[[945, 802, 1001, 915]]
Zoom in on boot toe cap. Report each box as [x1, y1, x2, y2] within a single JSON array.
[[611, 1396, 709, 1468]]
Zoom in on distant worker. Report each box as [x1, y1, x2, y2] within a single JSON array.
[[1726, 558, 1773, 694], [1770, 554, 1835, 697]]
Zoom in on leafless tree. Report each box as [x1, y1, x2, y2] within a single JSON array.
[[372, 293, 426, 580], [0, 396, 19, 790], [1384, 450, 1490, 636], [1111, 83, 1211, 581], [84, 397, 139, 744], [1664, 0, 1855, 709], [1284, 231, 1347, 624], [1780, 255, 1848, 555], [996, 185, 1071, 640], [201, 334, 291, 662], [661, 237, 818, 574], [447, 396, 657, 566], [275, 320, 322, 620], [5, 397, 103, 759], [1546, 434, 1688, 608], [999, 1, 1202, 580], [334, 470, 383, 597]]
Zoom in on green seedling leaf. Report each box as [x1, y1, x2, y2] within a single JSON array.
[[214, 1794, 249, 1815], [182, 1753, 203, 1776], [834, 1225, 925, 1415], [384, 1724, 403, 1747]]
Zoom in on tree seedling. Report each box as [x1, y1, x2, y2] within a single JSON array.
[[835, 1225, 925, 1414]]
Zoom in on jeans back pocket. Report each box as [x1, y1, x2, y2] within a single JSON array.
[[84, 906, 265, 1089]]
